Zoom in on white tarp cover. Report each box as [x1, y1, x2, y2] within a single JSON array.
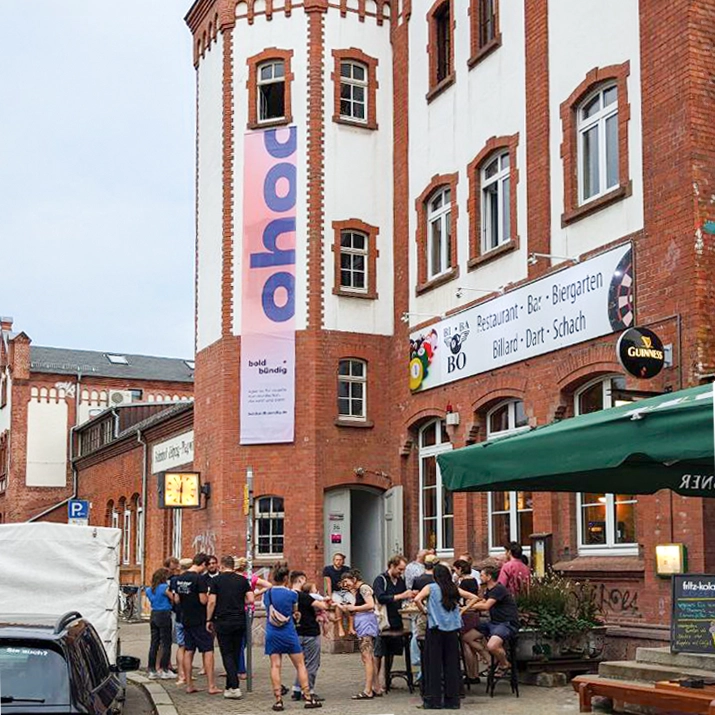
[[0, 522, 121, 663]]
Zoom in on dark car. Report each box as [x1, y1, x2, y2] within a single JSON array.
[[0, 612, 131, 714]]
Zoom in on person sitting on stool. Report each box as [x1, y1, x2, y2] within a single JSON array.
[[464, 565, 519, 678]]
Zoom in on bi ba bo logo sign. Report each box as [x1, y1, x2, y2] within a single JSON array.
[[444, 321, 470, 374]]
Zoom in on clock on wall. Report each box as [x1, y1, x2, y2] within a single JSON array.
[[158, 471, 202, 509]]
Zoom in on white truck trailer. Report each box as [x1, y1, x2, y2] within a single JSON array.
[[0, 522, 122, 663]]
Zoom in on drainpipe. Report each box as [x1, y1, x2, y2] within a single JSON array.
[[137, 429, 148, 588]]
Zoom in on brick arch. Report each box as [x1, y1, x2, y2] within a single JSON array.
[[467, 385, 527, 444], [556, 343, 621, 389]]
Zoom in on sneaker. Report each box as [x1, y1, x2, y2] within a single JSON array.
[[224, 688, 242, 699], [147, 671, 159, 680], [160, 670, 177, 679]]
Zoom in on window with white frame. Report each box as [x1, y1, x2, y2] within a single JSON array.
[[258, 60, 286, 123], [256, 496, 284, 556], [339, 61, 367, 122], [427, 187, 452, 280], [172, 509, 182, 559], [111, 509, 119, 530], [578, 84, 618, 204], [486, 400, 532, 552], [338, 359, 366, 420], [122, 509, 132, 565], [575, 375, 637, 553], [481, 152, 511, 252], [339, 231, 368, 293], [419, 419, 453, 553], [135, 504, 143, 566]]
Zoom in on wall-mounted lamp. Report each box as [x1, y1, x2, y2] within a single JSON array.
[[528, 252, 580, 266], [354, 467, 393, 486], [200, 482, 211, 501], [401, 311, 443, 324], [455, 286, 504, 299]]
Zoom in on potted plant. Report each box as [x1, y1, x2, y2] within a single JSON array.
[[515, 571, 606, 661]]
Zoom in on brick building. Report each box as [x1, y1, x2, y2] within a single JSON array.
[[0, 317, 194, 524], [67, 0, 715, 655]]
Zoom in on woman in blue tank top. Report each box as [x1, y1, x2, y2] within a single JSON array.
[[414, 564, 479, 710]]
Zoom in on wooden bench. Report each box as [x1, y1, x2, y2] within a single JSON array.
[[572, 675, 715, 714]]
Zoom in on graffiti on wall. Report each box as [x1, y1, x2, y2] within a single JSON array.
[[192, 530, 216, 555], [597, 584, 640, 616]]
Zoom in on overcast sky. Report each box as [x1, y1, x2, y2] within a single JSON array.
[[1, 2, 196, 359]]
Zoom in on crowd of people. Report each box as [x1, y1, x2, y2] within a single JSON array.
[[141, 541, 529, 710]]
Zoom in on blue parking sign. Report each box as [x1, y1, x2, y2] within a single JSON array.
[[68, 499, 89, 524]]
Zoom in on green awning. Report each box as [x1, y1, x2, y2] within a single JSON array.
[[437, 383, 715, 497]]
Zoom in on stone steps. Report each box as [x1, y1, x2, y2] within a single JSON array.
[[600, 659, 715, 683], [636, 646, 715, 673]]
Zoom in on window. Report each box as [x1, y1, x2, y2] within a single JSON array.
[[0, 644, 70, 706], [256, 496, 284, 556], [478, 0, 497, 47], [337, 359, 366, 420], [486, 400, 532, 552], [419, 419, 453, 553], [332, 50, 379, 130], [133, 495, 143, 566], [122, 509, 132, 565], [467, 134, 519, 267], [106, 354, 128, 365], [247, 49, 294, 129], [0, 432, 7, 493], [416, 174, 459, 291], [434, 2, 452, 84], [340, 61, 367, 122], [578, 84, 618, 204], [258, 60, 285, 123], [560, 62, 631, 224], [184, 360, 195, 371], [339, 231, 368, 293], [111, 509, 119, 531], [427, 187, 452, 280], [481, 152, 511, 252], [0, 373, 7, 408], [575, 375, 637, 553], [129, 389, 143, 401]]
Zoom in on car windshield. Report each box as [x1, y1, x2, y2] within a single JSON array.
[[0, 642, 70, 706]]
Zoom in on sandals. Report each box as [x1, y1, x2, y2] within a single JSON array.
[[351, 692, 374, 700], [303, 692, 323, 709], [272, 701, 285, 712]]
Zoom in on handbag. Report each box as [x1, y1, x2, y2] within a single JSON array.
[[374, 575, 392, 632], [265, 589, 291, 628]]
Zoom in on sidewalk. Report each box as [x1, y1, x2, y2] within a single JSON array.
[[120, 622, 588, 714]]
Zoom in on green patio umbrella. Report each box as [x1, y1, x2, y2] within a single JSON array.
[[437, 383, 715, 497]]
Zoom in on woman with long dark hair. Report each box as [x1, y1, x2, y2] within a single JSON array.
[[414, 564, 478, 709], [452, 559, 484, 684], [145, 567, 175, 680], [263, 563, 322, 711]]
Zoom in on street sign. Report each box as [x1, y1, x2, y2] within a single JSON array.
[[68, 499, 89, 526]]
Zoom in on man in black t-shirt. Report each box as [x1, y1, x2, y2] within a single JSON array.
[[290, 570, 329, 701], [470, 564, 520, 673], [322, 553, 350, 596], [207, 555, 254, 699], [174, 553, 219, 694]]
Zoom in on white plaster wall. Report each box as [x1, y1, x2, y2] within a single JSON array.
[[78, 389, 108, 425], [231, 12, 310, 334], [0, 372, 11, 434], [26, 389, 68, 487], [323, 11, 394, 336], [549, 0, 643, 260], [408, 2, 528, 323], [196, 32, 225, 352]]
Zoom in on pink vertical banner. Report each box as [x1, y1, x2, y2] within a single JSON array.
[[240, 127, 297, 444]]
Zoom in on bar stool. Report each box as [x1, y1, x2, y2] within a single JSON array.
[[382, 629, 415, 693], [485, 633, 519, 698]]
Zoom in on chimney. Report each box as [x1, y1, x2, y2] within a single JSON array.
[[0, 316, 13, 332]]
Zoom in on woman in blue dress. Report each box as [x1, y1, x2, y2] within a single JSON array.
[[264, 564, 322, 711]]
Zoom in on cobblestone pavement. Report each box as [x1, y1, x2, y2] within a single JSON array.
[[125, 683, 154, 715], [120, 623, 587, 715]]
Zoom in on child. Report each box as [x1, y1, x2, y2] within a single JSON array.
[[331, 576, 356, 637], [303, 582, 332, 638]]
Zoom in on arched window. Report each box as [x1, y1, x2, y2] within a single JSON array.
[[575, 375, 637, 553], [105, 500, 115, 529], [338, 359, 367, 421], [418, 419, 453, 553], [578, 84, 618, 204], [132, 494, 142, 566], [256, 496, 285, 557], [258, 60, 286, 122], [486, 400, 532, 553], [481, 151, 511, 252], [119, 498, 131, 566], [426, 186, 452, 280], [339, 60, 368, 123]]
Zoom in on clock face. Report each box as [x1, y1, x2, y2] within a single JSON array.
[[162, 472, 200, 508]]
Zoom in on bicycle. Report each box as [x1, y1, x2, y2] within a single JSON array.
[[119, 585, 141, 622]]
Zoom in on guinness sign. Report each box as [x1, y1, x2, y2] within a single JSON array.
[[617, 327, 665, 379]]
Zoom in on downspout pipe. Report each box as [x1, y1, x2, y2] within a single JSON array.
[[137, 429, 148, 588]]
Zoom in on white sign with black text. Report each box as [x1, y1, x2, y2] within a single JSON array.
[[409, 243, 634, 391], [151, 431, 194, 474]]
